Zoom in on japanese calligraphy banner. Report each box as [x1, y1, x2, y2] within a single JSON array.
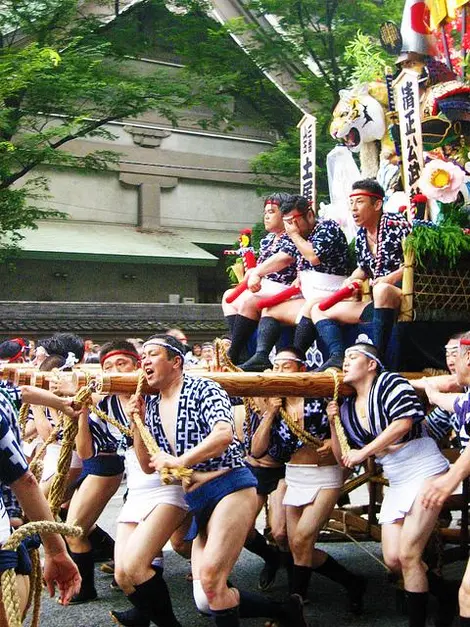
[[392, 68, 424, 196], [297, 114, 316, 203]]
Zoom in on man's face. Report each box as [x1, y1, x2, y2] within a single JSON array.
[[102, 353, 137, 374], [193, 344, 202, 357], [273, 352, 304, 373], [349, 192, 382, 228], [282, 208, 314, 237], [454, 347, 470, 386], [343, 350, 375, 384], [201, 345, 214, 361], [445, 340, 460, 374], [263, 203, 284, 233], [141, 343, 180, 387]]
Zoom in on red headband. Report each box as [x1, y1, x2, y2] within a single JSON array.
[[100, 349, 140, 366], [349, 191, 384, 200], [8, 338, 27, 363], [460, 339, 470, 346]]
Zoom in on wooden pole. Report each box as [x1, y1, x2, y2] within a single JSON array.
[[399, 246, 415, 322], [96, 371, 423, 398]]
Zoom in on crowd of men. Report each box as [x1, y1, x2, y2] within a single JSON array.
[[0, 179, 468, 627]]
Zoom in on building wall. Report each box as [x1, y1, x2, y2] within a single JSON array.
[[0, 259, 198, 303]]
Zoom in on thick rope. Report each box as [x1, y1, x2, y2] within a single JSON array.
[[18, 403, 30, 441], [46, 385, 94, 518], [325, 368, 351, 456], [213, 339, 321, 448], [47, 414, 79, 519], [0, 521, 82, 627], [29, 416, 64, 481], [130, 371, 193, 486]]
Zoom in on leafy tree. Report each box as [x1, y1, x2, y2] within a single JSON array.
[[206, 0, 405, 198], [0, 0, 283, 253]]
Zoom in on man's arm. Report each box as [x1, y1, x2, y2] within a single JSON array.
[[151, 421, 233, 471], [250, 399, 282, 458], [74, 409, 94, 460], [342, 418, 413, 468], [422, 444, 470, 509], [246, 252, 295, 291], [11, 471, 81, 603], [425, 383, 461, 414]]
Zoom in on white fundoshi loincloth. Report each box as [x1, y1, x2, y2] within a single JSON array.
[[283, 463, 343, 507], [117, 448, 188, 524], [377, 437, 449, 525], [41, 443, 82, 483]]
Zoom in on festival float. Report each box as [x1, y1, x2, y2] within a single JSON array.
[[324, 0, 470, 371]]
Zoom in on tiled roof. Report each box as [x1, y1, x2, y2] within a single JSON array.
[[0, 302, 227, 338]]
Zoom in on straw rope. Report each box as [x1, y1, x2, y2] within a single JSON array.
[[18, 404, 30, 441], [0, 521, 82, 627], [214, 338, 323, 450], [325, 368, 351, 456]]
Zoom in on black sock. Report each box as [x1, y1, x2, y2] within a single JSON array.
[[89, 525, 114, 550], [238, 590, 279, 618], [405, 591, 428, 627], [225, 315, 237, 337], [211, 606, 240, 626], [372, 307, 395, 359], [244, 530, 279, 565], [291, 564, 313, 599], [255, 317, 282, 355], [313, 555, 353, 590], [315, 319, 344, 360], [70, 550, 96, 596], [227, 315, 258, 364], [294, 316, 317, 353], [128, 571, 180, 627]]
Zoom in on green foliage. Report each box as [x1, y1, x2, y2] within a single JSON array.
[[0, 0, 259, 257], [243, 0, 403, 198], [404, 224, 470, 269], [344, 31, 389, 84]]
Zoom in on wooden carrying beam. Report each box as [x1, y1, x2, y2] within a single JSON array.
[[95, 371, 423, 397]]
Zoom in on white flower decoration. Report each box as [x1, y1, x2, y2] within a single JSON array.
[[418, 159, 465, 204]]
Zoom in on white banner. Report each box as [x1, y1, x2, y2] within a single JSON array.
[[298, 114, 316, 203], [393, 68, 424, 196]]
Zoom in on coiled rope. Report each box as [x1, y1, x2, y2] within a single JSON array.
[[1, 521, 82, 627]]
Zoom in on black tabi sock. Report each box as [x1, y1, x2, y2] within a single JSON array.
[[244, 530, 279, 565], [211, 606, 240, 627], [294, 316, 317, 353], [315, 319, 344, 360], [291, 564, 313, 599], [128, 570, 181, 627], [372, 307, 395, 360], [405, 591, 428, 627], [225, 314, 237, 337], [427, 570, 459, 627], [313, 554, 353, 590], [88, 525, 114, 551], [238, 590, 280, 618], [255, 317, 282, 355], [70, 550, 96, 596], [227, 315, 258, 364], [239, 317, 282, 369]]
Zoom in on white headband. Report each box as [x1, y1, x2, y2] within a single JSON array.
[[143, 340, 185, 360], [58, 351, 79, 370], [345, 347, 384, 370], [273, 356, 304, 364]]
